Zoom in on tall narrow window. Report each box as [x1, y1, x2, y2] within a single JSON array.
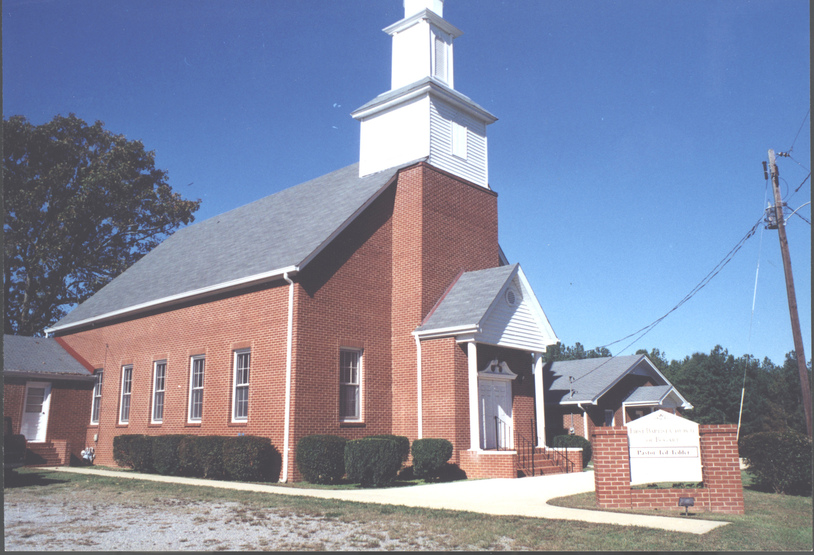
[[151, 361, 166, 423], [188, 356, 205, 422], [339, 349, 362, 421], [91, 369, 103, 424], [232, 350, 250, 422], [119, 365, 133, 424]]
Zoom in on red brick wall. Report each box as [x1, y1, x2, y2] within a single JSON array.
[[3, 381, 25, 434], [459, 450, 517, 479], [592, 425, 744, 514], [59, 284, 290, 470], [390, 164, 498, 442]]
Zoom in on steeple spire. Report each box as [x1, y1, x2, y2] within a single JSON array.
[[352, 1, 497, 187]]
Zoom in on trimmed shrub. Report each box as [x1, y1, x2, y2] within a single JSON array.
[[411, 438, 453, 480], [296, 435, 347, 484], [222, 435, 281, 482], [344, 437, 402, 487], [740, 431, 812, 495], [552, 434, 592, 468], [365, 434, 410, 462], [151, 435, 189, 476], [112, 434, 153, 472], [129, 435, 155, 473], [113, 434, 143, 468], [177, 435, 227, 479]]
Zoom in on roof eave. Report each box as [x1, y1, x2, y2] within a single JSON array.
[[46, 265, 300, 336], [3, 370, 95, 382]]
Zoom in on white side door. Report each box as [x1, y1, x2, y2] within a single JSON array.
[[20, 381, 52, 443]]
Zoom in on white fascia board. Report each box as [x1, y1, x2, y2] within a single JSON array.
[[514, 266, 559, 345], [559, 398, 599, 406], [352, 80, 496, 125], [3, 370, 95, 382], [413, 325, 480, 341], [297, 171, 401, 271], [384, 9, 463, 38], [45, 265, 299, 335]]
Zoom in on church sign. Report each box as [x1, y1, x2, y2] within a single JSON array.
[[625, 410, 703, 485]]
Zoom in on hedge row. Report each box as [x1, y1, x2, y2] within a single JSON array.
[[112, 434, 281, 482], [296, 434, 454, 486], [739, 430, 811, 496]]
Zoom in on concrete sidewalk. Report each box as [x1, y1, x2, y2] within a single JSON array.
[[45, 466, 728, 535]]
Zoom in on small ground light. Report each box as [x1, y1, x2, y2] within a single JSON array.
[[678, 497, 695, 516]]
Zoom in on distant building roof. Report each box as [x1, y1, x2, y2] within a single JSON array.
[[623, 384, 674, 405], [48, 161, 415, 334], [3, 335, 93, 380], [545, 354, 676, 405]]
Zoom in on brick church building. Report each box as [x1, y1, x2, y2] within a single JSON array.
[[10, 0, 580, 480]]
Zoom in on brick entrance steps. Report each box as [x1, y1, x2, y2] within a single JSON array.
[[26, 441, 70, 466]]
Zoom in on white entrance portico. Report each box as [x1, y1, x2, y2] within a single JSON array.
[[414, 264, 558, 455]]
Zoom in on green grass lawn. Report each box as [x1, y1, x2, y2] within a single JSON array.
[[5, 468, 812, 551]]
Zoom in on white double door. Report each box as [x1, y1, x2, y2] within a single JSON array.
[[20, 381, 52, 443], [479, 379, 513, 450]]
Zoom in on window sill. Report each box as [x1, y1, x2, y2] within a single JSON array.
[[339, 421, 366, 428], [185, 422, 202, 427]]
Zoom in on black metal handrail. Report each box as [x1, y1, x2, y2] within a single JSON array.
[[516, 431, 536, 476]]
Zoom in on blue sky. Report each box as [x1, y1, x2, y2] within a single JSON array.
[[4, 0, 810, 366]]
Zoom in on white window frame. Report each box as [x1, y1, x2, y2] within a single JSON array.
[[119, 365, 133, 425], [339, 348, 363, 422], [90, 368, 103, 424], [151, 361, 167, 424], [451, 121, 467, 159], [188, 356, 205, 423], [232, 349, 250, 422]]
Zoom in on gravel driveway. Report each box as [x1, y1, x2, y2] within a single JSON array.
[[3, 474, 501, 551]]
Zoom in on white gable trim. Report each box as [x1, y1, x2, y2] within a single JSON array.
[[413, 265, 558, 352]]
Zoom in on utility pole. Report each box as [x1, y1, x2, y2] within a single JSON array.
[[768, 149, 812, 437]]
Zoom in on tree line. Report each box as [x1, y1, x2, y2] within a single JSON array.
[[547, 342, 811, 437]]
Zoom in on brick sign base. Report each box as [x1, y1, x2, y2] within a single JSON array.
[[592, 425, 744, 514]]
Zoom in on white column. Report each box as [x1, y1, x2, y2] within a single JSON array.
[[467, 341, 480, 451], [532, 352, 546, 448]]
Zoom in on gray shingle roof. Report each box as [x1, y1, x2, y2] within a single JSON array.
[[545, 355, 655, 404], [3, 335, 93, 378], [623, 385, 674, 404], [415, 264, 518, 333], [50, 162, 409, 332]]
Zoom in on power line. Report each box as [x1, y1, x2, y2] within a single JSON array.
[[788, 108, 810, 154], [599, 216, 764, 354]]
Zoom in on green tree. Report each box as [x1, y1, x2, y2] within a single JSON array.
[[767, 352, 812, 436], [3, 114, 200, 336], [546, 342, 611, 362]]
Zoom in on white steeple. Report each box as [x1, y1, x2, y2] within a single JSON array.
[[352, 0, 497, 187]]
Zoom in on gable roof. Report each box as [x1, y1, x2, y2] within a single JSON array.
[[546, 354, 671, 405], [414, 264, 558, 351], [3, 335, 94, 381], [47, 161, 413, 334]]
